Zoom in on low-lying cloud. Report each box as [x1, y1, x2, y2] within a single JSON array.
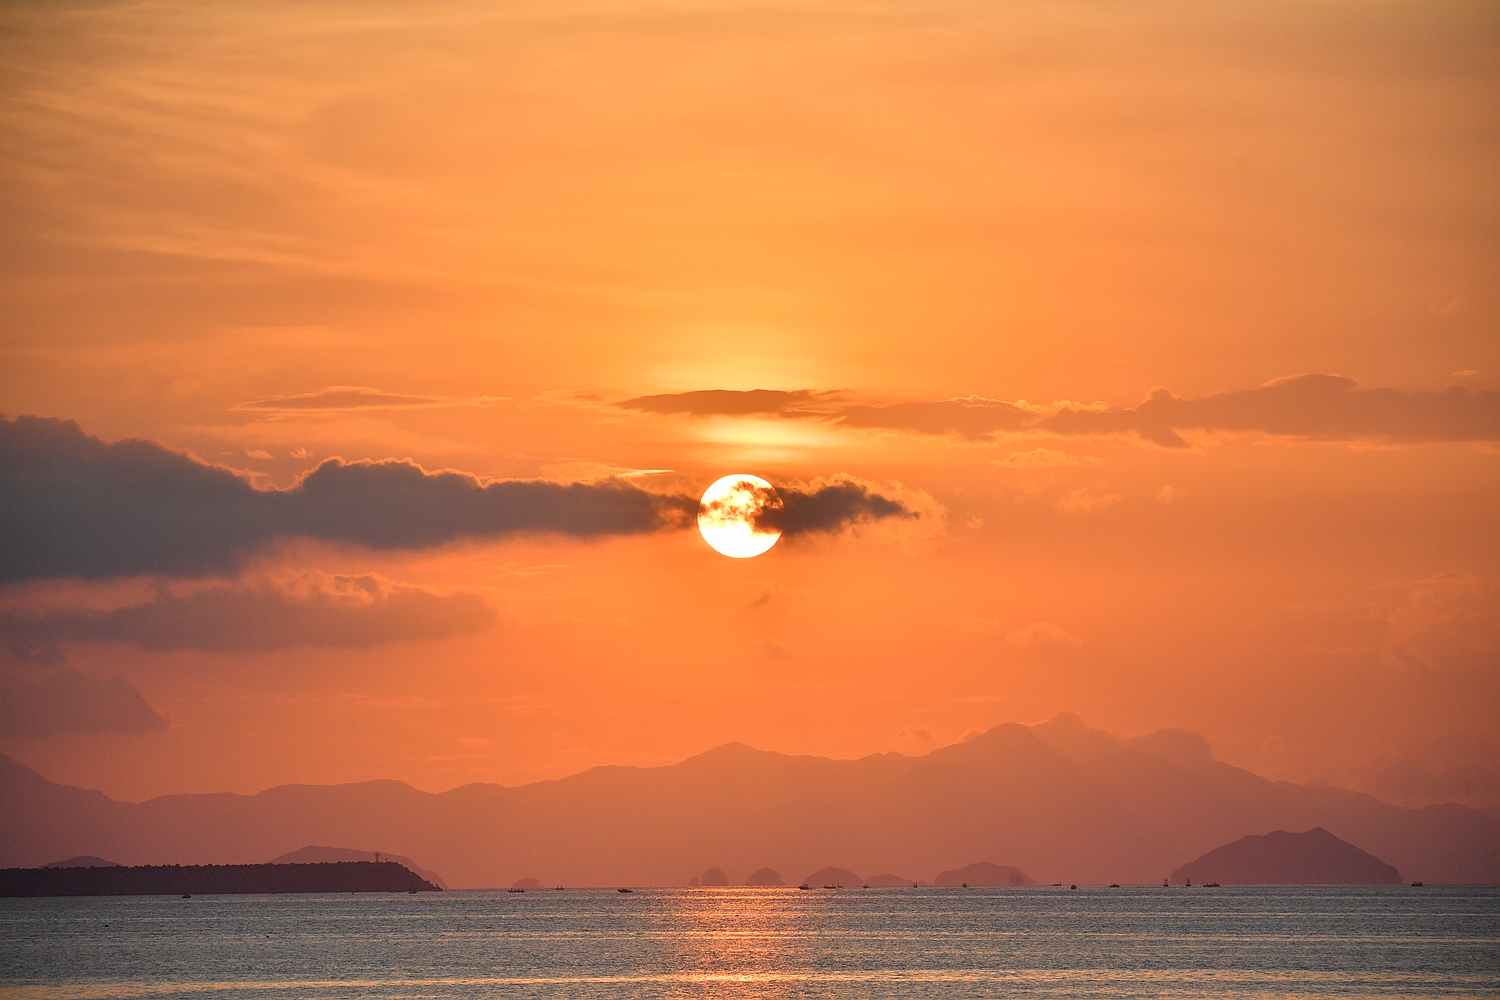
[[619, 376, 1500, 447], [1, 576, 494, 655], [1, 416, 696, 583], [0, 667, 168, 739]]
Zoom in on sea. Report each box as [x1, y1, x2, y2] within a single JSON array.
[[1, 885, 1495, 998]]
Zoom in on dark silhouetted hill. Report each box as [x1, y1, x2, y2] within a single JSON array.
[[1, 861, 439, 897], [2, 715, 1496, 887], [1171, 827, 1402, 884], [745, 866, 783, 886], [934, 862, 1033, 886], [269, 845, 447, 888], [804, 866, 861, 886], [43, 855, 121, 868], [510, 877, 542, 889], [865, 873, 919, 886]]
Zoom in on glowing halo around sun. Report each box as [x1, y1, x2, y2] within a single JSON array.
[[697, 474, 783, 558]]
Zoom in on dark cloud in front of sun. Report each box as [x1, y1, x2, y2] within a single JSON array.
[[0, 416, 698, 583], [755, 478, 919, 536]]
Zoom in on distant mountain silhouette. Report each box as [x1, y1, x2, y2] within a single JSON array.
[[42, 855, 121, 868], [745, 866, 783, 886], [1171, 827, 1402, 884], [804, 866, 861, 886], [864, 873, 919, 886], [510, 877, 542, 889], [934, 862, 1033, 886], [269, 845, 447, 889], [2, 714, 1495, 886]]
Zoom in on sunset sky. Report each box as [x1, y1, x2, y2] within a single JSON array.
[[1, 0, 1496, 809]]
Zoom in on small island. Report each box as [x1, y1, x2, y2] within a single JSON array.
[[1171, 828, 1401, 885], [1, 861, 442, 897]]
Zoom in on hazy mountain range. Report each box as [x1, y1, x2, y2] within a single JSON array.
[[3, 714, 1494, 886]]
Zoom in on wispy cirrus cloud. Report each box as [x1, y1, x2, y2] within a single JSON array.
[[615, 389, 838, 417], [1036, 375, 1500, 448], [233, 386, 505, 414], [618, 376, 1500, 448]]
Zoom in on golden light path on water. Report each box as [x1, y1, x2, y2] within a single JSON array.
[[697, 474, 782, 558]]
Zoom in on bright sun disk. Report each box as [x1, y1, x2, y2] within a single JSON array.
[[698, 474, 782, 558]]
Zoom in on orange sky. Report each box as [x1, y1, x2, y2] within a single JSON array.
[[1, 0, 1496, 808]]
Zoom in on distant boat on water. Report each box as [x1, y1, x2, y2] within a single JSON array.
[[798, 884, 810, 890], [617, 888, 633, 893], [507, 887, 525, 893], [1411, 881, 1424, 887]]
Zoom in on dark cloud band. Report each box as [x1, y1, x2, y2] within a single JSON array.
[[0, 416, 695, 583], [1, 579, 494, 655], [756, 479, 918, 535]]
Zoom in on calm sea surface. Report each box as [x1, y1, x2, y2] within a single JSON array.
[[1, 885, 1495, 999]]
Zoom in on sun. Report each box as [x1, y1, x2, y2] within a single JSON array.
[[697, 474, 783, 558]]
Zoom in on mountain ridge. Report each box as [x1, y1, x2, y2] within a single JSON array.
[[3, 716, 1495, 887]]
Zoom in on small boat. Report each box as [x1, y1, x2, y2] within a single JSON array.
[[507, 888, 524, 893], [617, 888, 633, 894], [181, 894, 191, 899], [1109, 884, 1120, 888], [555, 886, 564, 891], [1204, 883, 1221, 888], [798, 884, 810, 890], [1411, 881, 1424, 887], [1070, 885, 1077, 890], [823, 885, 836, 889], [407, 890, 418, 894]]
